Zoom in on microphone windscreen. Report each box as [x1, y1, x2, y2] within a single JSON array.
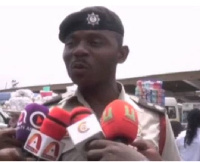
[[40, 107, 70, 140], [70, 107, 93, 125], [16, 103, 49, 143], [100, 99, 138, 144]]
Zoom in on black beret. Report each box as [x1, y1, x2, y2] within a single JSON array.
[[59, 6, 124, 43]]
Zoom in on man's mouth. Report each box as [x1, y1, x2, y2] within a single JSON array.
[[71, 62, 88, 69]]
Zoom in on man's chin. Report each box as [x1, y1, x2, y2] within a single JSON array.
[[72, 78, 97, 89], [71, 76, 88, 86]]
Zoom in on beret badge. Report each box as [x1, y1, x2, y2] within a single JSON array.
[[86, 12, 100, 26]]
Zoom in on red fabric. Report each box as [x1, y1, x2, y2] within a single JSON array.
[[70, 107, 92, 124], [40, 118, 66, 140], [159, 115, 166, 155], [40, 107, 70, 140], [50, 107, 70, 125]]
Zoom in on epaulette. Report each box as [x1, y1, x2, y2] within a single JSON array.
[[130, 95, 166, 115], [43, 95, 63, 106], [43, 91, 76, 107]]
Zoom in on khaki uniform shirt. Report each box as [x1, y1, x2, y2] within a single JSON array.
[[54, 83, 180, 161]]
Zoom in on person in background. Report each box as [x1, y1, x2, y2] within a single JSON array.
[[176, 108, 200, 161], [170, 120, 184, 138], [7, 113, 20, 128]]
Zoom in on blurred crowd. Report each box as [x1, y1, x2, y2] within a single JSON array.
[[0, 88, 57, 128]]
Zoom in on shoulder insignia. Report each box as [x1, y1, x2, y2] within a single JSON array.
[[58, 91, 76, 105], [43, 95, 63, 106], [61, 91, 75, 99], [43, 91, 76, 107], [129, 95, 166, 115]]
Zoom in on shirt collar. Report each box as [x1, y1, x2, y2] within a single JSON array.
[[75, 88, 91, 108], [117, 82, 142, 112], [71, 82, 142, 112]]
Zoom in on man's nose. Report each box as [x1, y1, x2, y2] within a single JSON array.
[[72, 42, 89, 57]]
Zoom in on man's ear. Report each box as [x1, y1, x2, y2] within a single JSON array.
[[117, 45, 129, 64]]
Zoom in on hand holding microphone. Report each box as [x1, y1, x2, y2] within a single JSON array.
[[24, 107, 70, 161], [86, 139, 148, 161], [0, 128, 22, 150], [0, 103, 49, 161], [87, 138, 161, 161], [132, 139, 162, 161], [86, 100, 148, 161], [0, 128, 25, 161], [0, 147, 26, 161]]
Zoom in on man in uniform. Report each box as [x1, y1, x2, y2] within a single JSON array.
[[0, 6, 180, 161], [55, 6, 180, 160]]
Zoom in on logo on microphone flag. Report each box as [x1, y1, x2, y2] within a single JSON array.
[[78, 121, 90, 133], [102, 107, 113, 122], [24, 129, 65, 160], [17, 110, 27, 126], [30, 111, 46, 129], [42, 142, 60, 160], [25, 133, 42, 153], [67, 114, 104, 145], [124, 105, 136, 121]]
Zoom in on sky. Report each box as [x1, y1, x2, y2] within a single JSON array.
[[0, 0, 200, 89]]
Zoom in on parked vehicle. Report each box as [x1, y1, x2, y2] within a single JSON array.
[[165, 97, 180, 122], [181, 103, 200, 128], [0, 92, 11, 105]]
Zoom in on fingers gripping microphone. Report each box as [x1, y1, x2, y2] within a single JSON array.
[[16, 103, 49, 143], [24, 107, 70, 161], [100, 99, 139, 144]]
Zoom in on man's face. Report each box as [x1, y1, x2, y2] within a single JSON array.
[[63, 30, 122, 87]]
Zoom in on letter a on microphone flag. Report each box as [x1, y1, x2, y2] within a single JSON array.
[[25, 133, 42, 154], [24, 129, 65, 160]]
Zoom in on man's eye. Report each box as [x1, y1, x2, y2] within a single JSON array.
[[65, 40, 74, 47], [89, 40, 102, 46]]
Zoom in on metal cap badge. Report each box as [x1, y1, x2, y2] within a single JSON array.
[[87, 12, 100, 26]]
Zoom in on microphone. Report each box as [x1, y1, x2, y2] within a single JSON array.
[[16, 103, 49, 143], [24, 107, 70, 161], [40, 107, 70, 140], [100, 99, 139, 144], [70, 106, 93, 124], [67, 107, 104, 158]]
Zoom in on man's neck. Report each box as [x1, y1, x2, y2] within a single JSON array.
[[79, 81, 120, 118]]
